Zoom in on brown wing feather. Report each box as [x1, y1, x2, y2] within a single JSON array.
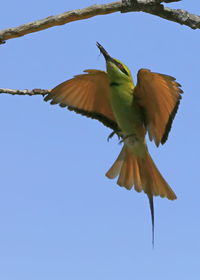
[[134, 69, 183, 146], [44, 70, 118, 131]]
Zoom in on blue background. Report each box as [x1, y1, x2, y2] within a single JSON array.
[[1, 1, 200, 279]]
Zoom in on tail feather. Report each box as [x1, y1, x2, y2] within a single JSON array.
[[148, 195, 155, 248], [124, 155, 134, 189], [106, 147, 125, 179], [117, 158, 129, 189], [106, 145, 176, 200], [133, 159, 142, 192], [106, 144, 176, 246]]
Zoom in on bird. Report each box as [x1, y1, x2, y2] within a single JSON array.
[[44, 42, 183, 245]]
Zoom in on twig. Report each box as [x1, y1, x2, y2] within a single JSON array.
[[162, 0, 181, 2], [0, 88, 50, 96], [0, 1, 199, 44], [122, 0, 200, 30]]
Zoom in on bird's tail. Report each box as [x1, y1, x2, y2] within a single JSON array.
[[106, 144, 176, 200], [106, 145, 176, 246]]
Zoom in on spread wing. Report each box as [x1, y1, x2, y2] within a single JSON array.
[[134, 68, 183, 146], [44, 70, 118, 131]]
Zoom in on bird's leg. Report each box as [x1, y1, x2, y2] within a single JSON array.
[[119, 133, 137, 144], [107, 129, 121, 142]]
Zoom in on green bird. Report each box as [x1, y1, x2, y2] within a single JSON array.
[[44, 43, 183, 245]]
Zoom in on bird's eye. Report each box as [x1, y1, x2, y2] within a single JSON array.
[[117, 63, 129, 76]]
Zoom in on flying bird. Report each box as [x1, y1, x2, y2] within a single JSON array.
[[44, 43, 183, 245]]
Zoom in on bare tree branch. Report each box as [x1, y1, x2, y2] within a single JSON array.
[[122, 0, 200, 29], [0, 1, 199, 44], [0, 2, 121, 44], [162, 0, 181, 2], [0, 88, 50, 96]]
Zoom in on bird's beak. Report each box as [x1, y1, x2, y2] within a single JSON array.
[[96, 42, 112, 61]]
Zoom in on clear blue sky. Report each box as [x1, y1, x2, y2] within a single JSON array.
[[1, 1, 200, 279]]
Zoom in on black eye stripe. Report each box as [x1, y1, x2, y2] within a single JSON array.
[[117, 63, 129, 76], [110, 58, 129, 76]]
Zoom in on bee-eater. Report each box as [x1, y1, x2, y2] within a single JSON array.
[[44, 43, 183, 245]]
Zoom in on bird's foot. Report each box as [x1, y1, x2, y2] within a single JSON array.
[[119, 133, 137, 144], [107, 130, 121, 142]]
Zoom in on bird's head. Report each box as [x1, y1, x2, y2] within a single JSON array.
[[96, 42, 133, 83]]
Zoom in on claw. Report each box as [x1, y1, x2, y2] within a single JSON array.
[[107, 131, 116, 141], [107, 130, 121, 142], [118, 133, 137, 144]]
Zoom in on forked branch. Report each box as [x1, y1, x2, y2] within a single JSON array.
[[0, 0, 199, 45]]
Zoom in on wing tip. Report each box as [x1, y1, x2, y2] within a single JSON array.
[[44, 94, 52, 102], [161, 95, 182, 145]]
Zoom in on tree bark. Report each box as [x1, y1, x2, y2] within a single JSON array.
[[0, 1, 199, 45]]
